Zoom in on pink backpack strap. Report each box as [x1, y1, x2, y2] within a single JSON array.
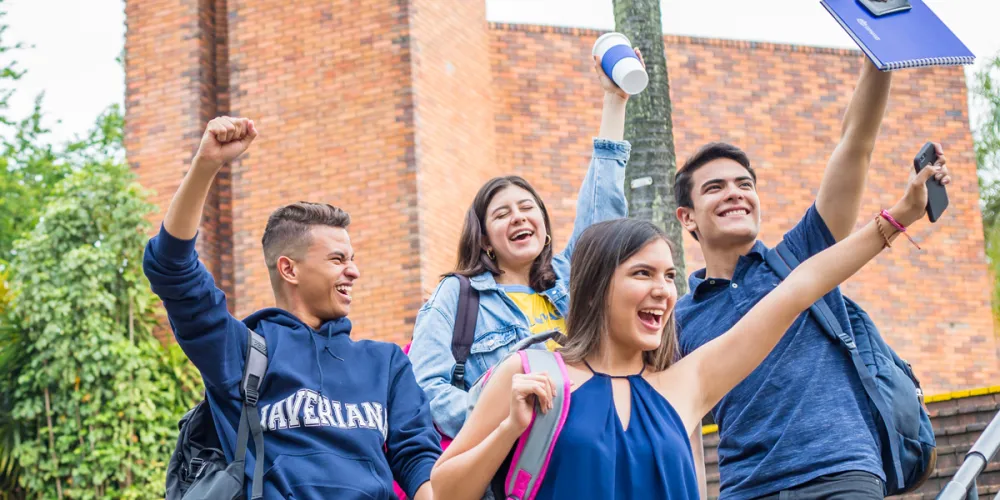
[[504, 350, 571, 500]]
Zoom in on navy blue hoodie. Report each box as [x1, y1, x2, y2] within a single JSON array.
[[143, 226, 440, 499]]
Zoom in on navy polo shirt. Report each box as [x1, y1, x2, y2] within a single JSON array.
[[675, 205, 883, 500]]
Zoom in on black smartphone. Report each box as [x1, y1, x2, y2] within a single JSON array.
[[857, 0, 912, 17], [913, 142, 948, 223]]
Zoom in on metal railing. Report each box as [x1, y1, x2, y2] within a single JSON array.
[[937, 409, 1000, 499]]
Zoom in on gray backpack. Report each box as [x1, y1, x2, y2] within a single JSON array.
[[467, 331, 571, 500], [165, 328, 268, 500]]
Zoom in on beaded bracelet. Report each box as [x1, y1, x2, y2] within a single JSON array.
[[874, 215, 892, 248]]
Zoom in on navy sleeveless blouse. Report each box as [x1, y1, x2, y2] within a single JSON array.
[[533, 364, 700, 499]]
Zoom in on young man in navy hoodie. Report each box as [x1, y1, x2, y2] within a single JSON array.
[[143, 116, 440, 499]]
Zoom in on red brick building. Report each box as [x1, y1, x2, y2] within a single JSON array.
[[124, 1, 999, 395]]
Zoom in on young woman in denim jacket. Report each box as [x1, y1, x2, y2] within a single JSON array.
[[406, 51, 642, 440]]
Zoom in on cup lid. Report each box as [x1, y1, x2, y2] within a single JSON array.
[[592, 32, 631, 56]]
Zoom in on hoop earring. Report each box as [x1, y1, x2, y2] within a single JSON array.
[[544, 234, 552, 246], [486, 249, 495, 260]]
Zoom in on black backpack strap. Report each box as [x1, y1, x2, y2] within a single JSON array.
[[448, 274, 480, 389], [765, 241, 905, 491], [234, 328, 268, 500]]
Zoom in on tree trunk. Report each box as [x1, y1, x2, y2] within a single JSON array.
[[612, 0, 688, 295], [42, 387, 63, 500], [125, 299, 134, 489]]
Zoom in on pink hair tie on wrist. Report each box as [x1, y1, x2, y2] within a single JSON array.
[[879, 209, 921, 250], [879, 209, 906, 232]]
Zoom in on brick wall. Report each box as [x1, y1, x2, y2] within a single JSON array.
[[488, 24, 1000, 392], [408, 0, 498, 297], [124, 0, 222, 274], [489, 25, 604, 256], [702, 388, 1000, 499], [223, 0, 424, 337], [912, 389, 1000, 499], [125, 3, 999, 390]]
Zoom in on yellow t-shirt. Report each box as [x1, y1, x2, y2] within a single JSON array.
[[500, 285, 565, 351]]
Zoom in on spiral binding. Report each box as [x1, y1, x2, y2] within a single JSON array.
[[887, 56, 975, 70]]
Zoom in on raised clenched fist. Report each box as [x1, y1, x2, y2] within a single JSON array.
[[193, 116, 258, 170]]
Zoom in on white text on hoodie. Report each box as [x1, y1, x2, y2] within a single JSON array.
[[258, 389, 388, 442]]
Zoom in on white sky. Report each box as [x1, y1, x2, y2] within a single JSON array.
[[4, 0, 999, 144]]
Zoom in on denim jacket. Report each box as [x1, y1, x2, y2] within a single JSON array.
[[408, 138, 630, 438]]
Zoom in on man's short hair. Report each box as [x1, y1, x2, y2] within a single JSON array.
[[262, 202, 351, 273], [674, 142, 756, 210]]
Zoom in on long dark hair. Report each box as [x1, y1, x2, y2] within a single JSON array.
[[560, 218, 679, 372], [452, 176, 557, 292]]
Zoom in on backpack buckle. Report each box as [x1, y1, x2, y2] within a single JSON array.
[[838, 332, 857, 350], [452, 363, 466, 388], [245, 387, 259, 406], [189, 457, 207, 479]]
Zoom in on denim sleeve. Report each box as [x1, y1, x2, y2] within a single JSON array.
[[407, 278, 467, 438], [780, 203, 838, 264], [142, 225, 246, 389], [385, 345, 442, 498], [553, 138, 630, 278]]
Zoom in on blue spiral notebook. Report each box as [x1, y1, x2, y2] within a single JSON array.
[[821, 0, 975, 71]]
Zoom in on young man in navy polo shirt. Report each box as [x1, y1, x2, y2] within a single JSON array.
[[673, 60, 949, 499]]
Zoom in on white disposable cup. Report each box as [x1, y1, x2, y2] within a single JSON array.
[[592, 32, 648, 95]]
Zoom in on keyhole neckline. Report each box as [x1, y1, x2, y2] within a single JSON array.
[[582, 359, 646, 378]]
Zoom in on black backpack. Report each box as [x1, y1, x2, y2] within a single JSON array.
[[403, 274, 480, 390], [165, 328, 268, 500], [443, 274, 480, 389]]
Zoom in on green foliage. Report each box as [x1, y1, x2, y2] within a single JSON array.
[[975, 54, 1000, 229], [0, 1, 73, 265], [984, 226, 1000, 321], [0, 266, 26, 499], [0, 98, 72, 264], [5, 108, 201, 498], [0, 6, 26, 126], [0, 3, 54, 496], [973, 53, 1000, 320], [0, 3, 200, 495]]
